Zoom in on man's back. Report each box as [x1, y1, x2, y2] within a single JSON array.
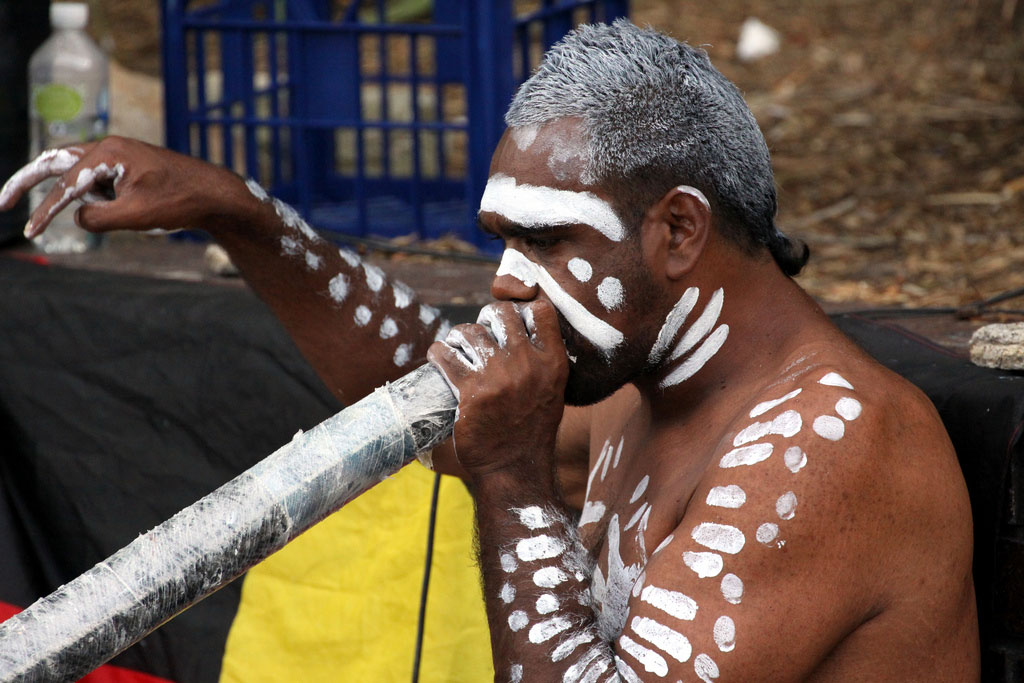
[[581, 305, 978, 680]]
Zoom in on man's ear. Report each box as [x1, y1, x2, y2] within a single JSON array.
[[644, 185, 713, 280]]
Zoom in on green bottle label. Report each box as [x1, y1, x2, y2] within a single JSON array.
[[34, 84, 83, 123]]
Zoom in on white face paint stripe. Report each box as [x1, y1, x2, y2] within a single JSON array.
[[630, 476, 650, 504], [480, 173, 626, 242], [784, 446, 808, 473], [623, 502, 649, 532], [776, 491, 798, 520], [719, 442, 773, 468], [640, 585, 698, 620], [516, 535, 565, 562], [706, 485, 746, 508], [612, 436, 624, 468], [836, 397, 862, 420], [579, 500, 606, 527], [668, 289, 725, 363], [749, 388, 802, 418], [551, 631, 595, 662], [630, 616, 692, 663], [691, 523, 745, 554], [648, 287, 700, 364], [713, 616, 736, 653], [596, 277, 624, 311], [660, 324, 730, 389], [568, 257, 593, 282], [618, 633, 669, 677], [653, 534, 674, 555], [721, 573, 743, 604], [819, 371, 854, 390], [732, 410, 802, 447], [497, 248, 624, 354], [813, 415, 845, 441], [682, 551, 723, 578]]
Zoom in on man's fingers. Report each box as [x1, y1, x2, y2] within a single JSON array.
[[25, 160, 125, 239], [0, 146, 91, 211], [521, 300, 563, 352]]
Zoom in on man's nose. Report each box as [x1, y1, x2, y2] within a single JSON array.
[[491, 272, 539, 302]]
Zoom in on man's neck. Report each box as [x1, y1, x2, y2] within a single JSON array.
[[635, 244, 825, 425]]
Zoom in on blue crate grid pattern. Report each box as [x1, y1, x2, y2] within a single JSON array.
[[161, 0, 629, 251]]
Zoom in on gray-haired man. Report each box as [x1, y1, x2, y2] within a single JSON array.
[[3, 19, 978, 681]]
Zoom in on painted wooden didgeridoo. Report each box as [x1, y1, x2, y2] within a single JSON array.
[[0, 364, 457, 682]]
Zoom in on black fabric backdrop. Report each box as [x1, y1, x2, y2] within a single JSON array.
[[0, 257, 1021, 680]]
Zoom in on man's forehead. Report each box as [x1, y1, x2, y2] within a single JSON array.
[[490, 118, 590, 189]]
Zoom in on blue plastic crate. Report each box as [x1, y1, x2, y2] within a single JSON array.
[[160, 0, 628, 252]]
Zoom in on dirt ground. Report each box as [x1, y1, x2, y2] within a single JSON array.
[[89, 0, 1024, 311]]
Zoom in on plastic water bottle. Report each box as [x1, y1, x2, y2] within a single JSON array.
[[28, 2, 108, 253]]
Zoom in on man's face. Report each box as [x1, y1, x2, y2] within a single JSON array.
[[477, 119, 664, 405]]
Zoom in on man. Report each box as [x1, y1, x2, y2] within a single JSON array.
[[1, 19, 977, 681]]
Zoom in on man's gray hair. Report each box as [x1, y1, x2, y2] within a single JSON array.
[[505, 19, 807, 275]]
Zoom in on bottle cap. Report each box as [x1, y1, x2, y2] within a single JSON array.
[[51, 3, 89, 30]]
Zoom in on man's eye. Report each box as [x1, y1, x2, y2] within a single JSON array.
[[485, 233, 505, 245], [524, 235, 559, 251]]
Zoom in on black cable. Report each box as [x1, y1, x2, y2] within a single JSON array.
[[411, 472, 442, 683]]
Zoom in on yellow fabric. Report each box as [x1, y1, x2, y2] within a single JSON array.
[[219, 465, 493, 682]]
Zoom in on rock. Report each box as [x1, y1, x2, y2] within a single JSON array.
[[970, 322, 1024, 370]]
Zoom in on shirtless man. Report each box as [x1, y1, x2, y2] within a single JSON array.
[[1, 19, 977, 681]]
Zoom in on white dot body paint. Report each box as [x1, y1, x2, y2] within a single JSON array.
[[721, 573, 744, 604], [328, 273, 349, 303], [280, 235, 302, 257], [631, 615, 693, 663], [668, 288, 724, 363], [433, 320, 452, 343], [596, 277, 624, 311], [713, 615, 736, 653], [749, 388, 803, 418], [528, 616, 571, 644], [551, 632, 595, 662], [499, 582, 515, 604], [660, 323, 730, 389], [836, 397, 863, 421], [509, 663, 523, 683], [648, 287, 700, 364], [784, 446, 808, 473], [819, 371, 854, 390], [393, 344, 412, 367], [618, 634, 669, 677], [694, 653, 720, 682], [304, 250, 322, 270], [244, 177, 270, 202], [338, 247, 361, 268], [500, 552, 518, 573], [719, 442, 774, 468], [535, 593, 559, 614], [516, 506, 551, 530], [392, 281, 413, 309], [516, 535, 565, 562], [757, 522, 780, 544], [379, 317, 399, 339], [568, 257, 593, 282], [480, 173, 626, 242], [683, 551, 723, 578], [777, 491, 798, 520], [270, 197, 320, 242], [354, 305, 372, 327], [706, 485, 747, 509], [624, 502, 649, 532], [653, 534, 674, 555], [692, 522, 745, 554], [533, 566, 569, 588], [640, 585, 698, 620], [813, 415, 845, 441], [732, 410, 803, 447], [508, 610, 529, 632], [496, 248, 624, 354], [362, 263, 385, 292], [579, 500, 606, 527], [418, 304, 438, 326]]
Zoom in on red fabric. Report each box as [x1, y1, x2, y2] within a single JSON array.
[[0, 601, 175, 683]]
